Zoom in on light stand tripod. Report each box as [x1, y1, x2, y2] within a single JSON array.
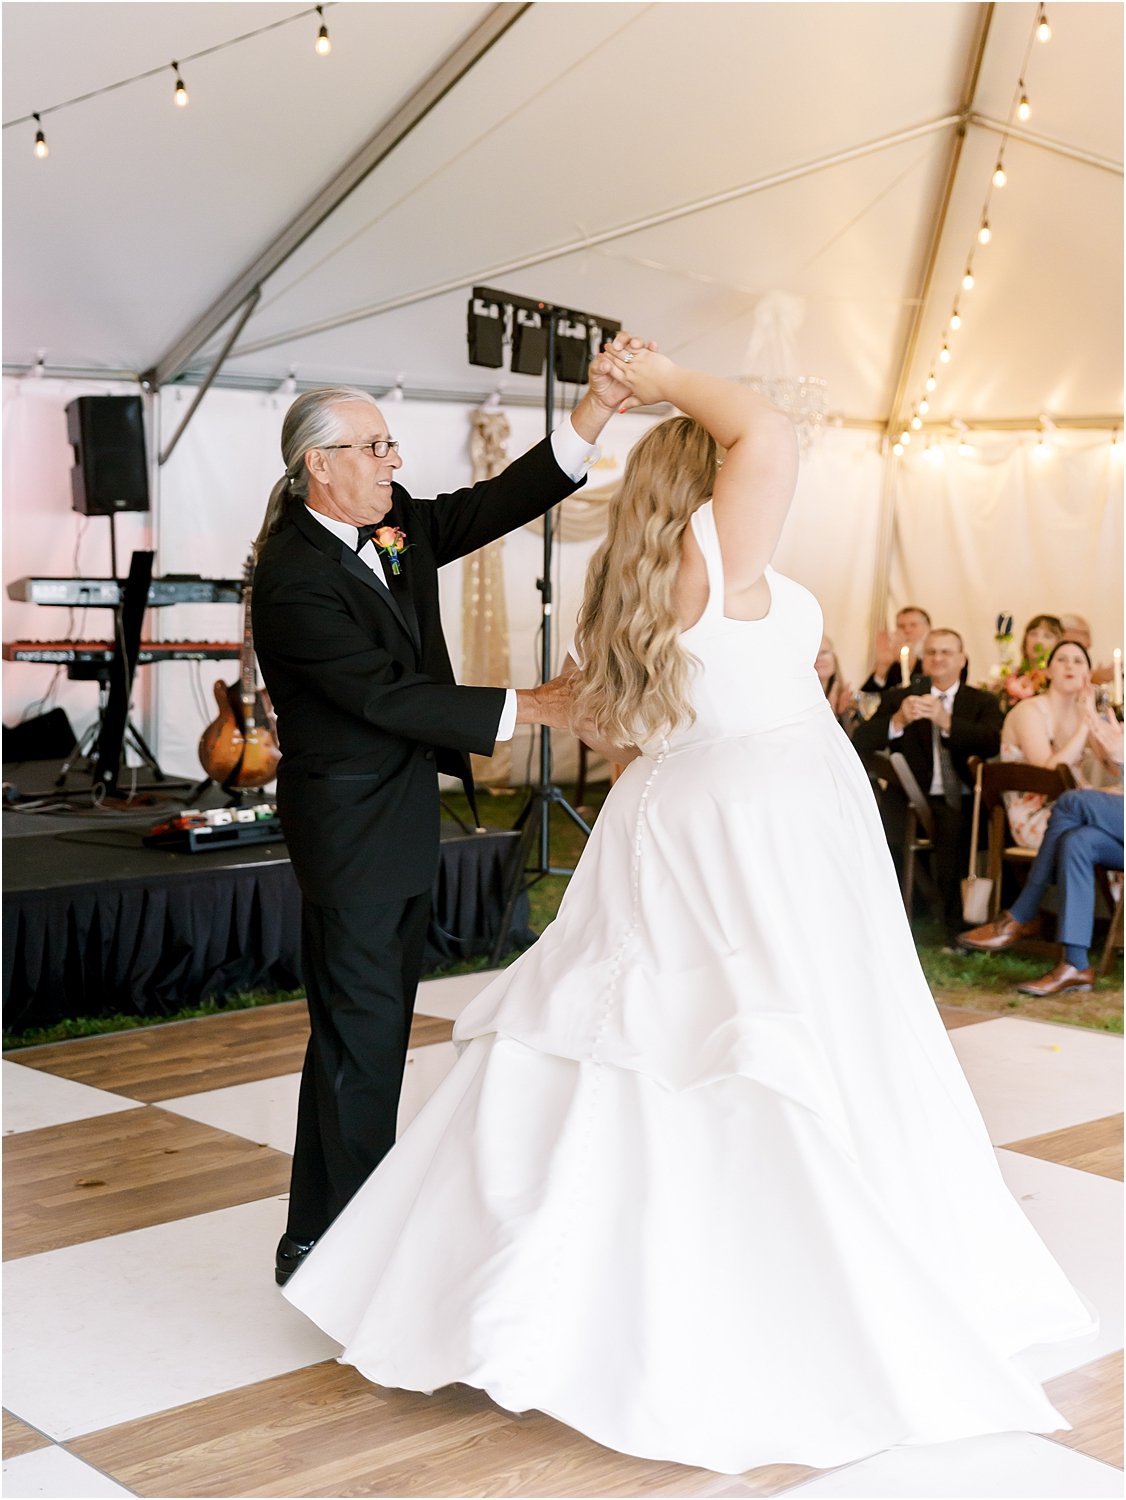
[[470, 290, 620, 964]]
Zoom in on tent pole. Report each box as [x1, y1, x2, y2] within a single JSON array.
[[145, 4, 529, 389], [229, 113, 963, 361], [870, 3, 995, 660], [155, 288, 261, 466], [969, 114, 1122, 175]]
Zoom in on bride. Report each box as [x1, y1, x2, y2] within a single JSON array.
[[282, 351, 1096, 1474]]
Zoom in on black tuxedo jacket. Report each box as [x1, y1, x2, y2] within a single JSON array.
[[851, 678, 1002, 794], [860, 660, 925, 694], [253, 436, 581, 906]]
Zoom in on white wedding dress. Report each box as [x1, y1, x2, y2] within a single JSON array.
[[284, 501, 1096, 1473]]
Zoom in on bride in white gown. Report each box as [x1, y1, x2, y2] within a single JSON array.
[[283, 352, 1096, 1474]]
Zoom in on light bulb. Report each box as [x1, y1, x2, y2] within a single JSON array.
[[911, 415, 922, 431], [173, 65, 189, 107], [949, 312, 961, 331], [316, 26, 331, 54], [926, 374, 937, 392], [939, 345, 951, 364], [962, 269, 975, 291], [993, 161, 1007, 188], [977, 220, 991, 245], [918, 398, 929, 415], [32, 115, 48, 159], [1038, 12, 1051, 42], [900, 431, 911, 445], [892, 441, 904, 457], [958, 440, 975, 457], [1032, 437, 1050, 460], [1018, 93, 1031, 122]]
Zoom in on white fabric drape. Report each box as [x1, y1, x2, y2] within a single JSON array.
[[890, 436, 1124, 683]]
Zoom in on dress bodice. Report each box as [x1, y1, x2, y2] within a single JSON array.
[[641, 499, 828, 754]]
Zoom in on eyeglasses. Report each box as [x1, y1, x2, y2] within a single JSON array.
[[320, 439, 400, 459]]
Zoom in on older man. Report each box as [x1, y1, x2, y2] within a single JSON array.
[[861, 604, 931, 693], [852, 628, 1002, 942], [253, 336, 649, 1284]]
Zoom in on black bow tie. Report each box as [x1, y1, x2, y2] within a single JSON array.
[[355, 524, 379, 552]]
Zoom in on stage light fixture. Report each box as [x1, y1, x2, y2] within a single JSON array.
[[466, 296, 505, 369], [553, 316, 591, 384], [511, 307, 547, 377]]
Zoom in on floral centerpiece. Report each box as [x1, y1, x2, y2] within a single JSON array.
[[985, 612, 1049, 714]]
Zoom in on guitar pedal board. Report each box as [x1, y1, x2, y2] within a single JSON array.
[[144, 802, 285, 853]]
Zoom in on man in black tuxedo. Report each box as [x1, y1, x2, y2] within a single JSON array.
[[253, 338, 648, 1284], [852, 629, 1002, 942]]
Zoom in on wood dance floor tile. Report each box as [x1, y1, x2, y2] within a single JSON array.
[[1043, 1350, 1124, 1468], [6, 1004, 453, 1103], [3, 1408, 52, 1457], [1001, 1114, 1124, 1181], [68, 1360, 821, 1498], [3, 1107, 292, 1260], [935, 1004, 995, 1029]]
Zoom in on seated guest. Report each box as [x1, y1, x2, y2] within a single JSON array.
[[852, 628, 1003, 943], [815, 634, 854, 726], [1060, 613, 1116, 688], [1019, 613, 1065, 673], [959, 736, 1124, 996], [861, 605, 930, 693], [1000, 641, 1122, 849]]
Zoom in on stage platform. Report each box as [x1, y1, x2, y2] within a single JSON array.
[[2, 761, 532, 1034]]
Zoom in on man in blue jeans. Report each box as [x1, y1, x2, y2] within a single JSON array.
[[958, 789, 1124, 994]]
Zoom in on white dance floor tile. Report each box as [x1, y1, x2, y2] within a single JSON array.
[[950, 1019, 1123, 1144], [775, 1432, 1123, 1497], [1, 1446, 134, 1498], [2, 1197, 336, 1441], [157, 1072, 301, 1154], [2, 1060, 140, 1135], [413, 967, 496, 1021], [997, 1150, 1124, 1380], [156, 1042, 458, 1152]]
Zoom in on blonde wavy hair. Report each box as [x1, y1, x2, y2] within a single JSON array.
[[572, 416, 717, 747]]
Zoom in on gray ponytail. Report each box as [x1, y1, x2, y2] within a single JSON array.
[[254, 384, 380, 555]]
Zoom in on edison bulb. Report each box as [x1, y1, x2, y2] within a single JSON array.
[[315, 25, 331, 54], [911, 415, 922, 430], [949, 312, 961, 332], [977, 221, 991, 245], [918, 398, 929, 415], [939, 345, 951, 364], [926, 374, 937, 392], [34, 130, 48, 159], [1038, 13, 1051, 41], [993, 162, 1007, 188], [1018, 94, 1031, 122]]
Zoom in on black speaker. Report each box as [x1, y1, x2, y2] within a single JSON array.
[[3, 707, 76, 763], [66, 395, 150, 515]]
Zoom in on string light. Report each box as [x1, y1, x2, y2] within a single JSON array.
[[1017, 85, 1031, 121], [314, 6, 331, 54], [925, 373, 937, 393], [958, 439, 975, 457], [962, 267, 975, 291], [32, 112, 47, 159], [939, 344, 951, 364], [1037, 8, 1051, 42], [893, 441, 904, 457], [910, 414, 922, 430], [899, 430, 911, 445], [949, 311, 962, 332], [918, 398, 929, 414], [993, 160, 1007, 188], [172, 62, 189, 107], [977, 219, 991, 245]]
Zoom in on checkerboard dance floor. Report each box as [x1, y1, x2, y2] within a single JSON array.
[[3, 974, 1122, 1498]]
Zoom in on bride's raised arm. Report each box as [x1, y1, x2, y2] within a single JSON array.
[[601, 352, 798, 592]]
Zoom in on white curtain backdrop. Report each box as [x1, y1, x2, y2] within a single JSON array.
[[4, 377, 1121, 787], [890, 434, 1124, 683]]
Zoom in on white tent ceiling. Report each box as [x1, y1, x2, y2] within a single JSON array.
[[3, 1, 1122, 427]]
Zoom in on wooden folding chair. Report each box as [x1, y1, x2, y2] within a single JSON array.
[[1095, 865, 1124, 976], [978, 761, 1076, 919], [867, 750, 943, 921]]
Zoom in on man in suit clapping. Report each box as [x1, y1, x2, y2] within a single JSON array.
[[852, 629, 1002, 943]]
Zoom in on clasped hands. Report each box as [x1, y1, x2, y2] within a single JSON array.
[[892, 694, 951, 733]]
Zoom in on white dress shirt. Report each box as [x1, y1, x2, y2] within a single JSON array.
[[305, 416, 599, 743], [888, 680, 960, 795]]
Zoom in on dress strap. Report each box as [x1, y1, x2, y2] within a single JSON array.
[[688, 500, 727, 624]]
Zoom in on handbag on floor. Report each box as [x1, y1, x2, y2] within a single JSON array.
[[961, 761, 993, 924]]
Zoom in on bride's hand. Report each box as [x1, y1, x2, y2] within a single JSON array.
[[588, 332, 659, 413], [601, 346, 676, 408]]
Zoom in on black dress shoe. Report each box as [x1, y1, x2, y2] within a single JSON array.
[[275, 1232, 316, 1286]]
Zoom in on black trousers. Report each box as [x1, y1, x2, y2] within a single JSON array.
[[928, 794, 973, 939], [286, 890, 431, 1241]]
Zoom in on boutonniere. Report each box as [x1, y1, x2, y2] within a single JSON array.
[[373, 526, 409, 575]]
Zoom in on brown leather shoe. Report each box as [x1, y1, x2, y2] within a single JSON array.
[[958, 912, 1042, 952], [1016, 961, 1095, 997]]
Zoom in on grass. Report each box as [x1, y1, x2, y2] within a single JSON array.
[[4, 780, 1120, 1048]]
